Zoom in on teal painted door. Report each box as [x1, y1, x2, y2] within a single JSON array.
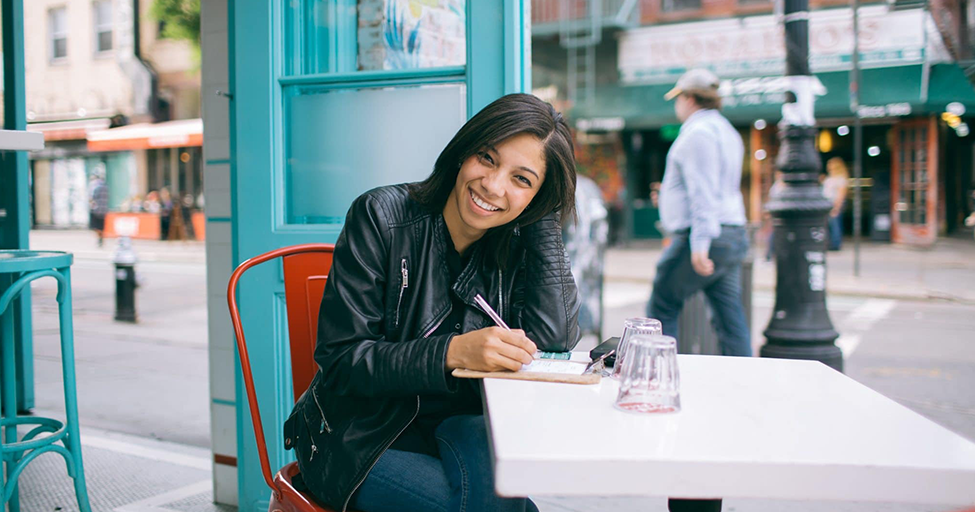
[[231, 1, 530, 509]]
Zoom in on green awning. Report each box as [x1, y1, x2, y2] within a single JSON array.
[[927, 62, 975, 109], [574, 63, 975, 129]]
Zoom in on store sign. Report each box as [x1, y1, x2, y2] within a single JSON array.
[[858, 103, 912, 118], [718, 75, 826, 109], [618, 6, 948, 84], [576, 117, 626, 132]]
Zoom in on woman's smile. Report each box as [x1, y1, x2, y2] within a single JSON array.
[[468, 188, 503, 214]]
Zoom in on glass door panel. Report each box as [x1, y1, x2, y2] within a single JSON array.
[[285, 82, 467, 224]]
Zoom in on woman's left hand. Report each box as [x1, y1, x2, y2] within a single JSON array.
[[445, 327, 537, 372]]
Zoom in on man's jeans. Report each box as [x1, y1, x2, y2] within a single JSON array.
[[828, 213, 843, 251], [648, 226, 752, 357], [351, 415, 538, 512]]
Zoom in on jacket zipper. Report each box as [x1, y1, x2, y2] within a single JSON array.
[[311, 387, 332, 434], [423, 308, 450, 338], [342, 396, 420, 512], [395, 258, 409, 327]]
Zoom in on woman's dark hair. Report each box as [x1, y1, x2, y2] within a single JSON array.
[[409, 93, 577, 266]]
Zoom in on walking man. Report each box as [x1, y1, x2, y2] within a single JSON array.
[[648, 68, 751, 358], [89, 172, 109, 247]]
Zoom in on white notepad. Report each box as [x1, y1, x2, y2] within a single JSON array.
[[520, 359, 589, 375]]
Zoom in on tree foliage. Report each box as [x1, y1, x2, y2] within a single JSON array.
[[149, 0, 201, 49]]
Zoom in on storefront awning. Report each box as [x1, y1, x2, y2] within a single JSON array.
[[28, 118, 112, 141], [573, 63, 975, 130], [87, 118, 203, 152]]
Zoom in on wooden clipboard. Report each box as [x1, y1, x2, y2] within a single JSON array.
[[452, 367, 601, 385]]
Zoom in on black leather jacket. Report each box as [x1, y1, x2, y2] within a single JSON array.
[[283, 184, 581, 511]]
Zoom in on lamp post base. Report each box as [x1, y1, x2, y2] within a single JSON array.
[[760, 342, 843, 372]]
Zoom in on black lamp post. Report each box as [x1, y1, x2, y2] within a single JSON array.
[[760, 0, 843, 371]]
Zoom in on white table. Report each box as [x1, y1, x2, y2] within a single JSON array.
[[482, 355, 975, 506]]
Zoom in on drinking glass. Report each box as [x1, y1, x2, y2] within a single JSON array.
[[614, 334, 681, 414], [611, 317, 663, 379]]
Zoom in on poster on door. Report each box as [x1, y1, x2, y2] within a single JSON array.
[[50, 158, 90, 227]]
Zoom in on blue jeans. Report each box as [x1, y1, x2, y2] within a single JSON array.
[[648, 227, 752, 357], [828, 213, 843, 250], [351, 415, 538, 512]]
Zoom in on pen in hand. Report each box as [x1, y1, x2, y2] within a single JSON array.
[[473, 293, 539, 361], [473, 293, 510, 330]]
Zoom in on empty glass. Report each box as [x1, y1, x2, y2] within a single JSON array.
[[611, 317, 663, 379], [614, 334, 681, 414]]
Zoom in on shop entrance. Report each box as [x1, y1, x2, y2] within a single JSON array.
[[891, 118, 939, 245]]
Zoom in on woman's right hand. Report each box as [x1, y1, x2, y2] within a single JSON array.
[[446, 327, 537, 372]]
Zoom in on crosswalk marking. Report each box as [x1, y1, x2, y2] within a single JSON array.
[[835, 299, 898, 357]]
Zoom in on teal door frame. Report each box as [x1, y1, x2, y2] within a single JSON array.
[[230, 1, 531, 509], [0, 0, 34, 412]]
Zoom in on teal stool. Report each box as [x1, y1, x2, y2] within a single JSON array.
[[0, 251, 90, 512]]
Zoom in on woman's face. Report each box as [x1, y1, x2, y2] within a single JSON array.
[[445, 133, 547, 241], [828, 160, 840, 176]]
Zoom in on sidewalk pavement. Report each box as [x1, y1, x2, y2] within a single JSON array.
[[605, 236, 975, 304]]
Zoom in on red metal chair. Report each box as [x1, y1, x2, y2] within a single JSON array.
[[227, 244, 340, 512]]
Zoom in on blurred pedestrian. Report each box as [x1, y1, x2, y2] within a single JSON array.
[[648, 68, 751, 356], [159, 187, 173, 240], [181, 193, 196, 239], [823, 157, 849, 251], [564, 174, 609, 339], [88, 173, 109, 247], [144, 191, 161, 213]]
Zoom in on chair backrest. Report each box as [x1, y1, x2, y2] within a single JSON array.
[[281, 250, 334, 396], [227, 243, 335, 494]]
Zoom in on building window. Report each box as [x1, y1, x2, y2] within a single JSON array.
[[661, 0, 702, 12], [738, 0, 771, 5], [49, 7, 68, 62], [94, 0, 113, 53]]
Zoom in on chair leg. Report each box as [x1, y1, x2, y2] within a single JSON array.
[[2, 307, 20, 512], [57, 269, 91, 512]]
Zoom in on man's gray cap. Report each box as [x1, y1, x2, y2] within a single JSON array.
[[664, 68, 720, 101]]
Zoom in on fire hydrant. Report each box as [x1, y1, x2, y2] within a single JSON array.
[[114, 236, 138, 322]]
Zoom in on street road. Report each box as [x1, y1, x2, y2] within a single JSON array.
[[29, 258, 210, 448]]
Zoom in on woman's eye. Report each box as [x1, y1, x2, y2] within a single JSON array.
[[516, 175, 532, 186], [479, 152, 495, 165]]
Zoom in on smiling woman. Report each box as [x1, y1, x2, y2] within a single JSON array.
[[283, 93, 581, 512]]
